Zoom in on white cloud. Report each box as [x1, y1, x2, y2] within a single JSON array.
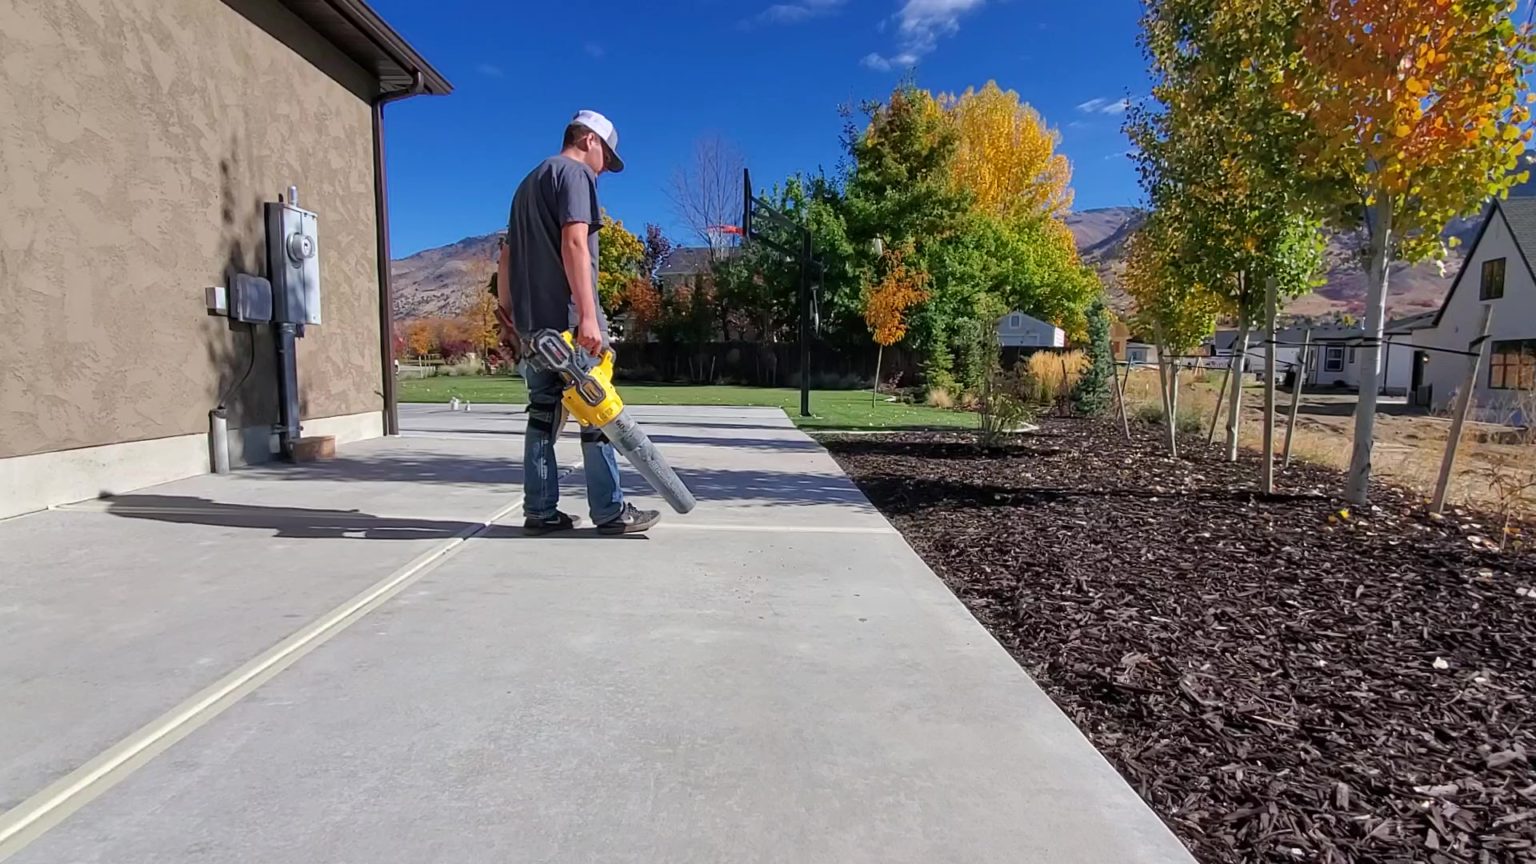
[[745, 0, 846, 27], [584, 42, 606, 59], [894, 0, 987, 54], [476, 63, 504, 78], [1078, 96, 1132, 116], [863, 0, 986, 72], [861, 51, 919, 71]]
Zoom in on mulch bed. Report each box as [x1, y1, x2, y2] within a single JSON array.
[[823, 419, 1536, 864]]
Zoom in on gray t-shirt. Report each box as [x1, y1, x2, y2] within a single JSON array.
[[505, 155, 607, 338]]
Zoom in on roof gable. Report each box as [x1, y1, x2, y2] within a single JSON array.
[[1431, 198, 1536, 327]]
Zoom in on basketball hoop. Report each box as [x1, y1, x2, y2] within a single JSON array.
[[708, 224, 744, 236]]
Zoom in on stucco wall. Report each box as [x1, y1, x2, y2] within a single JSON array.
[[0, 0, 382, 460]]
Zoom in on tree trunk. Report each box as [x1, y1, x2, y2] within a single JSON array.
[[1225, 294, 1250, 463], [1347, 195, 1394, 505], [1262, 275, 1278, 494], [872, 345, 884, 407]]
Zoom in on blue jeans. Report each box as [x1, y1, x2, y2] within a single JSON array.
[[521, 364, 624, 524]]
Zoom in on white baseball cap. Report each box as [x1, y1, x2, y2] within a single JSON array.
[[571, 109, 624, 173]]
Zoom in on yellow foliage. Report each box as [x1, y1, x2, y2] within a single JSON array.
[[944, 81, 1074, 220], [598, 213, 645, 315], [1287, 0, 1535, 212], [863, 247, 930, 347], [467, 289, 500, 355], [405, 321, 434, 358], [1026, 349, 1088, 403]]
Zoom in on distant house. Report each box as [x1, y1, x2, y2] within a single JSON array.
[[1411, 194, 1536, 419], [656, 246, 722, 290], [1204, 317, 1430, 392], [1125, 342, 1158, 366], [996, 311, 1065, 348], [1110, 318, 1131, 360]]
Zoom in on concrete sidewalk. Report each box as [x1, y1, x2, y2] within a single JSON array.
[[1, 405, 1194, 863]]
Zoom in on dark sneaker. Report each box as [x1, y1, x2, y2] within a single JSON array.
[[597, 503, 660, 535], [522, 511, 580, 536]]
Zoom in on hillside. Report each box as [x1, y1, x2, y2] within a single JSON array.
[[391, 210, 1475, 323], [390, 231, 503, 320], [1064, 207, 1475, 321]]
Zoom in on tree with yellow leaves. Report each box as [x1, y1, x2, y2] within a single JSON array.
[[467, 285, 501, 365], [1281, 0, 1535, 503], [863, 246, 930, 404], [1121, 215, 1222, 457], [597, 213, 645, 318], [945, 81, 1073, 220], [405, 320, 434, 359]]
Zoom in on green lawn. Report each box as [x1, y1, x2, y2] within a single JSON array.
[[398, 376, 977, 431]]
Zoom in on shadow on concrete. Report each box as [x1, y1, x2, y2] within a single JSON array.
[[104, 495, 474, 540], [101, 495, 654, 541], [404, 427, 821, 454], [244, 452, 525, 487]]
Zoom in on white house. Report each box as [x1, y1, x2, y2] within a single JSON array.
[[1206, 318, 1427, 392], [1412, 195, 1536, 420], [996, 311, 1065, 348], [1304, 317, 1428, 393], [1125, 342, 1159, 366]]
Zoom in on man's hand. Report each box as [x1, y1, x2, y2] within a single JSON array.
[[575, 312, 603, 356]]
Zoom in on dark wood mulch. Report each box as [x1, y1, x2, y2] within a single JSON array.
[[823, 419, 1536, 864]]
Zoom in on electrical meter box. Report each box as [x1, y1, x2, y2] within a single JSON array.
[[265, 201, 321, 325], [230, 272, 273, 324]]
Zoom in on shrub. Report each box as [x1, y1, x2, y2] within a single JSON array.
[[1133, 403, 1202, 436], [927, 387, 956, 409], [441, 360, 482, 377], [439, 338, 475, 363], [978, 362, 1036, 445], [950, 319, 988, 394], [1072, 299, 1114, 417], [1026, 350, 1088, 407]]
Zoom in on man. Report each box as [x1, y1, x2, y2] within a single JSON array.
[[497, 110, 660, 536]]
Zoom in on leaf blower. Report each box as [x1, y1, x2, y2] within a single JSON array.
[[519, 329, 696, 515]]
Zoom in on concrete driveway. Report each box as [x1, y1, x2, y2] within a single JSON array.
[[0, 404, 1194, 863]]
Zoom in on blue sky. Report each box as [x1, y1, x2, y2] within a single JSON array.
[[370, 0, 1157, 257]]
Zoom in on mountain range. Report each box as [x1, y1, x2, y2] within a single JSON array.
[[391, 208, 1476, 324]]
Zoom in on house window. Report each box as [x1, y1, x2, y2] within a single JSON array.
[[1324, 345, 1345, 372], [1348, 347, 1357, 364], [1480, 258, 1506, 301], [1489, 339, 1536, 390], [1008, 314, 1023, 329]]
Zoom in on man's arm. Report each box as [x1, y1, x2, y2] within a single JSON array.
[[561, 221, 602, 354], [496, 239, 512, 314], [492, 239, 520, 355]]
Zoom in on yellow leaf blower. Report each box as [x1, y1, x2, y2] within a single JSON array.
[[522, 329, 696, 515]]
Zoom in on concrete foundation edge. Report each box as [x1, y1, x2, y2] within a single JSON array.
[[0, 411, 384, 520]]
